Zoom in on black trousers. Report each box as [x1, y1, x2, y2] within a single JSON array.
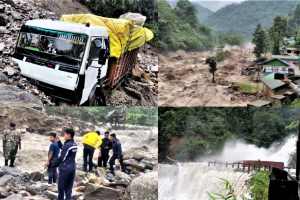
[[98, 152, 109, 167], [83, 145, 94, 171], [109, 154, 126, 172]]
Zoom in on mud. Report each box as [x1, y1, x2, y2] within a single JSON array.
[[158, 43, 270, 106]]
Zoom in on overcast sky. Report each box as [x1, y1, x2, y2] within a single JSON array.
[[190, 0, 245, 12]]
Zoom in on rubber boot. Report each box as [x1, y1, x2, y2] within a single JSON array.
[[9, 159, 15, 167], [5, 160, 8, 166]]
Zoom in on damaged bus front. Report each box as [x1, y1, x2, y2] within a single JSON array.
[[12, 20, 109, 106]]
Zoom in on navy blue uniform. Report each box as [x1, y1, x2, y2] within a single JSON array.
[[57, 139, 77, 200], [48, 142, 60, 184], [98, 138, 112, 167], [109, 139, 125, 172]]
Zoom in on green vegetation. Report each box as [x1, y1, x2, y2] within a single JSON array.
[[46, 107, 157, 127], [207, 178, 249, 200], [218, 33, 244, 46], [204, 1, 298, 39], [159, 0, 214, 52], [158, 107, 298, 161], [233, 83, 260, 94], [216, 46, 230, 62], [206, 56, 218, 83], [248, 170, 269, 200], [252, 23, 268, 61], [76, 0, 158, 47]]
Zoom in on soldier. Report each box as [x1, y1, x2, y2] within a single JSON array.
[[2, 122, 21, 167]]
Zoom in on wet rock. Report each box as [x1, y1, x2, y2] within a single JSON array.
[[11, 11, 22, 20], [43, 190, 58, 200], [74, 186, 86, 193], [128, 172, 158, 200], [19, 92, 43, 105]]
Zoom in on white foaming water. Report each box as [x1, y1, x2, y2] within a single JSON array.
[[159, 163, 250, 200], [214, 135, 297, 166]]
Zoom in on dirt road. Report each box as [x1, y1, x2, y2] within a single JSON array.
[[158, 44, 268, 106]]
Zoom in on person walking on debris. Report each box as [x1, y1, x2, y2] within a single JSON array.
[[57, 129, 77, 200], [109, 133, 126, 174], [98, 131, 112, 168], [46, 133, 60, 186], [2, 123, 21, 167], [82, 131, 102, 172]]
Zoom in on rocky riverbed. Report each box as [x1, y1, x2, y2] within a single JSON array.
[[0, 108, 158, 200]]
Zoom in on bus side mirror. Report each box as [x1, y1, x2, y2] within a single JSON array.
[[98, 49, 107, 65]]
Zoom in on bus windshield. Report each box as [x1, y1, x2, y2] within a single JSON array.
[[17, 25, 87, 62]]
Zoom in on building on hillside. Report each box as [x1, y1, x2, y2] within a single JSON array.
[[282, 47, 299, 56], [261, 73, 296, 105], [257, 58, 292, 77]]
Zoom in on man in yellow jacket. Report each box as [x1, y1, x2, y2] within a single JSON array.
[[82, 131, 102, 172]]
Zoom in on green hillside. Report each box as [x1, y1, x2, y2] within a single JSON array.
[[204, 0, 298, 39]]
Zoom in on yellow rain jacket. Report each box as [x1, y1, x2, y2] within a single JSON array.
[[82, 132, 102, 149]]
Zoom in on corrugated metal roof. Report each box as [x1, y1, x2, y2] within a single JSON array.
[[272, 55, 298, 60], [261, 73, 286, 89]]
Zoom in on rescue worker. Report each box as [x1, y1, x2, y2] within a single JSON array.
[[57, 129, 77, 200], [2, 123, 21, 167], [98, 131, 112, 168], [82, 131, 102, 172], [109, 133, 125, 174], [46, 133, 60, 186]]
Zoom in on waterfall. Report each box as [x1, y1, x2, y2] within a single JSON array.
[[159, 162, 250, 200]]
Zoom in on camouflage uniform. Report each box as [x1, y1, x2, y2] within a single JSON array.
[[2, 128, 21, 160]]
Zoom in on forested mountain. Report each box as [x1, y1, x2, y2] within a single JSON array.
[[204, 0, 298, 39], [159, 107, 299, 161], [159, 0, 214, 52], [167, 0, 214, 21]]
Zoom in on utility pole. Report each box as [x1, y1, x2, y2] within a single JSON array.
[[296, 108, 300, 181]]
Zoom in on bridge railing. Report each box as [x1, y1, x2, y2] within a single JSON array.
[[208, 161, 275, 173]]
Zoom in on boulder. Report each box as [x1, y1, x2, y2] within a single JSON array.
[[11, 11, 22, 20], [26, 185, 40, 195], [0, 4, 5, 13], [0, 187, 8, 198], [114, 171, 132, 186], [29, 171, 44, 181], [6, 193, 22, 200], [84, 186, 120, 200], [0, 27, 10, 34], [73, 186, 86, 193], [5, 0, 18, 7], [0, 14, 8, 25], [0, 175, 13, 187], [132, 155, 144, 161], [0, 71, 8, 82], [128, 172, 158, 200], [43, 190, 58, 200], [88, 173, 101, 185], [132, 65, 144, 80], [75, 170, 86, 182]]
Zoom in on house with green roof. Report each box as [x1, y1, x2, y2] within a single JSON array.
[[257, 58, 292, 77]]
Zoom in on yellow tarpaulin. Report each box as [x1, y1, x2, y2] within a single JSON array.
[[60, 14, 153, 59]]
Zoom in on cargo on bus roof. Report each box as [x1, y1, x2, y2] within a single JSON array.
[[25, 19, 109, 37]]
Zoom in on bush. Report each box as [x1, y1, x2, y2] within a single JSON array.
[[248, 170, 269, 200]]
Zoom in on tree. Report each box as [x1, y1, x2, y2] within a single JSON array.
[[252, 23, 268, 61], [268, 16, 289, 55], [206, 56, 218, 83]]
